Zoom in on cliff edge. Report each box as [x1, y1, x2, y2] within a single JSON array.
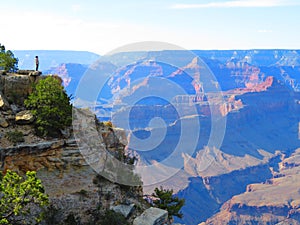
[[0, 73, 167, 225]]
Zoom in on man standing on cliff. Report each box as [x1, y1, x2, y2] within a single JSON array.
[[35, 56, 39, 71]]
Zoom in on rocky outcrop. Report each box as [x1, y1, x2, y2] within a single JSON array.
[[0, 127, 146, 224], [0, 91, 10, 110], [17, 70, 42, 76], [0, 74, 155, 224], [15, 110, 34, 124], [29, 71, 42, 76], [0, 74, 36, 105], [133, 207, 168, 225], [17, 70, 36, 75], [111, 204, 135, 218], [0, 74, 59, 106]]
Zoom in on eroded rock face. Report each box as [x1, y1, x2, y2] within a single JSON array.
[[203, 148, 300, 225], [17, 70, 36, 75], [0, 91, 10, 110], [0, 74, 36, 105], [0, 74, 152, 224], [0, 123, 145, 224]]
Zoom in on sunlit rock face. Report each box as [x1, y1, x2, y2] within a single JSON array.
[[0, 74, 148, 224]]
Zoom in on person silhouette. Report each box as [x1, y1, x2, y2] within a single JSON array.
[[35, 56, 39, 71]]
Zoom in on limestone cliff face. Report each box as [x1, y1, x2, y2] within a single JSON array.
[[0, 73, 60, 105], [0, 74, 39, 105], [0, 129, 145, 224], [0, 73, 156, 225]]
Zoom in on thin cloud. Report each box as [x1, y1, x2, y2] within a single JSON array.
[[71, 4, 82, 12], [258, 29, 273, 33], [171, 0, 300, 9]]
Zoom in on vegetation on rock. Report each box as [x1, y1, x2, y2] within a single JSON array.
[[152, 186, 185, 221], [100, 210, 129, 225], [5, 130, 24, 145], [25, 76, 72, 137], [0, 170, 49, 225], [0, 44, 18, 72]]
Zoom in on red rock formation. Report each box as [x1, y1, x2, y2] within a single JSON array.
[[203, 149, 300, 225]]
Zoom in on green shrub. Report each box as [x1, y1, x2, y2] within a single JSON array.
[[25, 76, 72, 137], [5, 130, 24, 144], [0, 170, 49, 224], [0, 44, 18, 72]]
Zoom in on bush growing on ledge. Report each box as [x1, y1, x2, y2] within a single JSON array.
[[0, 44, 18, 72], [100, 210, 129, 225], [25, 76, 72, 137], [0, 170, 49, 224], [5, 130, 24, 145]]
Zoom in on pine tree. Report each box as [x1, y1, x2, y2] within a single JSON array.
[[152, 186, 185, 221], [0, 44, 18, 72], [25, 76, 72, 137]]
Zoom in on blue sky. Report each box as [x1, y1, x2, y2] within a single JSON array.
[[1, 0, 300, 54]]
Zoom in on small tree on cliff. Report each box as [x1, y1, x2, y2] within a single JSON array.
[[25, 76, 72, 137], [0, 170, 49, 224], [152, 186, 185, 222], [0, 44, 18, 72]]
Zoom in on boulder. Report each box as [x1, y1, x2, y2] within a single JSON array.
[[10, 104, 19, 114], [111, 204, 135, 218], [29, 71, 42, 76], [0, 116, 9, 128], [0, 91, 10, 110], [17, 70, 35, 75], [15, 110, 34, 124], [133, 207, 168, 225]]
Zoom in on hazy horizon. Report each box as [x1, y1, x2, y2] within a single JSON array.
[[1, 0, 300, 55]]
